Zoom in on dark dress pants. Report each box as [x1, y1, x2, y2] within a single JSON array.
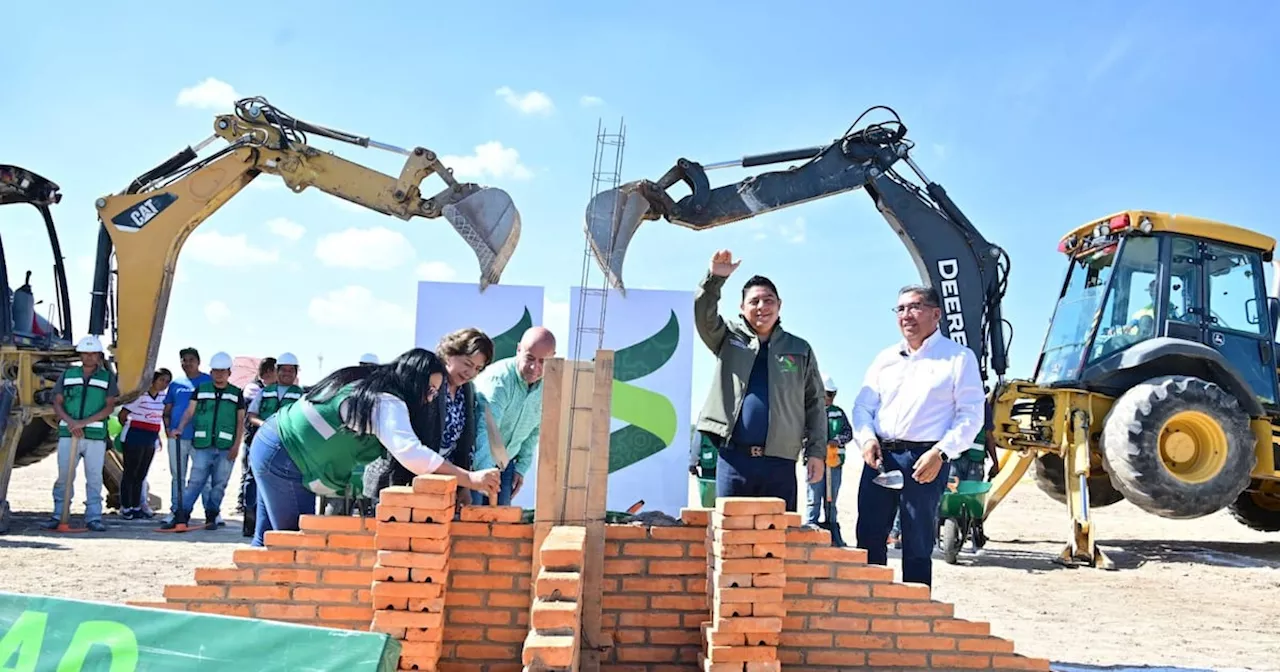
[[855, 444, 950, 587]]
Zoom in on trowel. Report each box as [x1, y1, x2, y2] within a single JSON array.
[[872, 464, 904, 490]]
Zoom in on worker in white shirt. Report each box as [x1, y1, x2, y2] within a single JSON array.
[[851, 284, 984, 587]]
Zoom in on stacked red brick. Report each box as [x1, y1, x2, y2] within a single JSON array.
[[128, 516, 377, 629], [369, 475, 457, 671], [524, 525, 586, 671], [701, 497, 794, 672]]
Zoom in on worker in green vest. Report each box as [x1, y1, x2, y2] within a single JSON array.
[[40, 335, 120, 531], [241, 352, 304, 537], [162, 352, 245, 531], [247, 347, 501, 547]]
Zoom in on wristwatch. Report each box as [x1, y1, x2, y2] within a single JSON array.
[[937, 448, 951, 463]]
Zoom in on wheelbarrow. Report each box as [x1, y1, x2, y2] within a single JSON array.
[[937, 477, 992, 565]]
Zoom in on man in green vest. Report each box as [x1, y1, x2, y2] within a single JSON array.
[[40, 335, 119, 531], [805, 375, 853, 528], [242, 352, 304, 535], [161, 352, 245, 531]]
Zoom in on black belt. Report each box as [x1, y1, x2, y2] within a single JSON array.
[[726, 440, 767, 458], [879, 438, 937, 451]]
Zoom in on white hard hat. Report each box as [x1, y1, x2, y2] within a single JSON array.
[[823, 375, 837, 393], [75, 335, 104, 353], [209, 352, 233, 370], [359, 353, 379, 365], [277, 352, 300, 367]]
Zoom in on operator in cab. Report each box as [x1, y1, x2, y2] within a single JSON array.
[[693, 249, 827, 512], [247, 348, 500, 547], [162, 352, 245, 531], [41, 336, 119, 532]]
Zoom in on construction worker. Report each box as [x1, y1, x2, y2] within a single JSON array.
[[805, 375, 853, 529], [358, 353, 379, 367], [249, 348, 500, 547], [241, 353, 303, 535], [470, 327, 557, 505], [40, 335, 119, 531], [161, 352, 245, 531]]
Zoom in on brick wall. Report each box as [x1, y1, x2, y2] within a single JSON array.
[[141, 479, 1051, 672]]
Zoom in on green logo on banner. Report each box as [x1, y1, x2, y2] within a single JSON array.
[[490, 306, 534, 362], [609, 310, 680, 473]]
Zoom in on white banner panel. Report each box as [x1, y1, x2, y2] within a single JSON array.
[[414, 282, 545, 362], [509, 287, 694, 516]]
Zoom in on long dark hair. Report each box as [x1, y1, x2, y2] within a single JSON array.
[[305, 348, 446, 437]]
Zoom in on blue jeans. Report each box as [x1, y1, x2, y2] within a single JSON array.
[[51, 437, 107, 523], [716, 448, 798, 512], [249, 416, 316, 547], [855, 445, 950, 587], [470, 462, 518, 506], [806, 463, 844, 526], [180, 447, 233, 521]]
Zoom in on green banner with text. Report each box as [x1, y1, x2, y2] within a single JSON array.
[[0, 592, 400, 671]]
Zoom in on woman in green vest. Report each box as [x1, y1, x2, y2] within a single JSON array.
[[248, 347, 501, 547]]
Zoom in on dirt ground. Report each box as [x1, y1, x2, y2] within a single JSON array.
[[2, 451, 1278, 672]]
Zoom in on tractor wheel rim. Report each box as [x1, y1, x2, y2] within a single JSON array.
[[1157, 410, 1228, 484]]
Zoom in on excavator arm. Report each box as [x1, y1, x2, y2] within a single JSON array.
[[89, 96, 522, 399], [584, 106, 1011, 382]]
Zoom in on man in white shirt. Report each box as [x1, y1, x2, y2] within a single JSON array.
[[851, 284, 985, 587]]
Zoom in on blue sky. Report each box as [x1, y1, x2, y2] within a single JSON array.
[[3, 1, 1278, 415]]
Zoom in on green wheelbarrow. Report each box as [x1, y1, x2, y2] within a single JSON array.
[[937, 478, 992, 565]]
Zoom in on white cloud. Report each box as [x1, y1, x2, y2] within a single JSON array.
[[415, 261, 458, 282], [185, 231, 279, 266], [266, 217, 305, 241], [442, 142, 533, 181], [543, 298, 570, 346], [308, 286, 413, 331], [314, 226, 415, 270], [746, 216, 806, 244], [495, 86, 555, 115], [580, 95, 604, 107], [176, 77, 240, 110], [204, 300, 231, 325]]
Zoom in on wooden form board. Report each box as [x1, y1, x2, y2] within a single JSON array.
[[530, 352, 614, 672]]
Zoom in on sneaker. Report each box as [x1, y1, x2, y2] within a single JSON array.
[[120, 509, 136, 520], [215, 514, 226, 528], [87, 520, 107, 532], [158, 519, 187, 531], [39, 518, 60, 530], [205, 512, 220, 531]]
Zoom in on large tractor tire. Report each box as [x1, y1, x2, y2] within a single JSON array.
[[14, 420, 57, 467], [1101, 375, 1255, 519], [1228, 489, 1280, 532], [1032, 453, 1125, 507]]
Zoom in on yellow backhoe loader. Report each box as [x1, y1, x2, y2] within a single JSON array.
[[0, 96, 522, 532], [581, 105, 1280, 568]]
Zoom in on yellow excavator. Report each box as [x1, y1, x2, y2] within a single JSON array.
[[0, 96, 522, 532], [582, 105, 1280, 568]]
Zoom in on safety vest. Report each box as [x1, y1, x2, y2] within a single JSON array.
[[826, 406, 848, 457], [58, 366, 113, 440], [963, 429, 987, 463], [257, 383, 304, 420], [192, 382, 243, 450], [276, 384, 386, 497]]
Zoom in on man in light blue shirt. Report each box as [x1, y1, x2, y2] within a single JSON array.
[[471, 327, 557, 505], [162, 347, 216, 525]]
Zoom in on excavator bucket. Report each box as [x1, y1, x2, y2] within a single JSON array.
[[584, 182, 651, 291], [438, 186, 521, 290]]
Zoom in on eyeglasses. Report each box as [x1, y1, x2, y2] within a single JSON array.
[[892, 302, 935, 315]]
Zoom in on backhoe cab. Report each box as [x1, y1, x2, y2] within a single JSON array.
[[991, 210, 1280, 567], [1, 165, 81, 533]]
